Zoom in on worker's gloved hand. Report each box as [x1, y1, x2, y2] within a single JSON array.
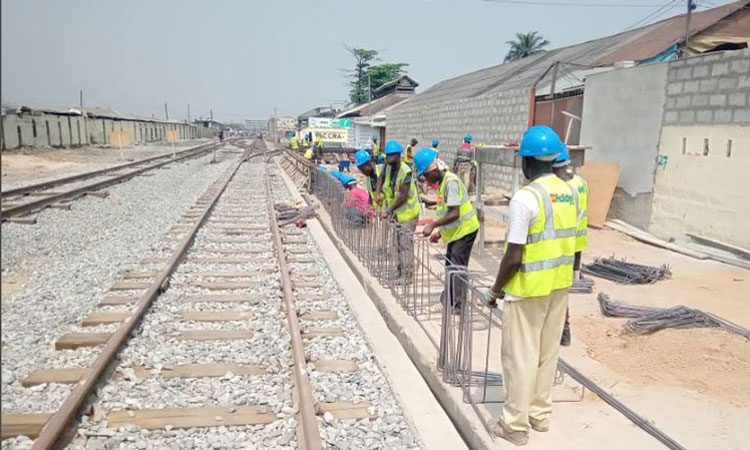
[[422, 223, 434, 237], [429, 232, 440, 244], [484, 288, 504, 307]]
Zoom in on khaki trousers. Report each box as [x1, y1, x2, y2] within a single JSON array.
[[395, 219, 417, 279], [501, 288, 569, 432]]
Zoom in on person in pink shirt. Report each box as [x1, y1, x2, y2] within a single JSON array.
[[340, 174, 372, 225]]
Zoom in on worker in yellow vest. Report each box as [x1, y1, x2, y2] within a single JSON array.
[[486, 125, 579, 446], [552, 146, 588, 347], [290, 134, 299, 151], [314, 134, 324, 163], [415, 147, 480, 313], [354, 148, 384, 212], [404, 137, 418, 167], [375, 140, 421, 284]]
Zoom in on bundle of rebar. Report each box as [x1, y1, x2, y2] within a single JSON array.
[[570, 276, 595, 293], [597, 293, 720, 334], [583, 257, 671, 284]]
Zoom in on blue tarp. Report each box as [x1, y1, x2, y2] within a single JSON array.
[[640, 44, 679, 65]]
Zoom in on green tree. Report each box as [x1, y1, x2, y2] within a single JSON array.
[[344, 46, 409, 104], [504, 32, 550, 63]]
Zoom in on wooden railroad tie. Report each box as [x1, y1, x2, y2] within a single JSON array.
[[181, 294, 256, 303], [301, 327, 345, 339], [310, 359, 358, 373], [181, 311, 254, 322], [123, 271, 157, 279], [109, 281, 151, 291], [174, 330, 254, 341], [56, 332, 113, 350], [193, 281, 253, 290], [82, 312, 130, 327], [316, 402, 375, 421], [100, 296, 139, 306], [299, 310, 339, 321], [1, 413, 53, 439], [106, 405, 275, 431]]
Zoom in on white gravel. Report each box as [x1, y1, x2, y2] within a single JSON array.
[[1, 149, 236, 418]]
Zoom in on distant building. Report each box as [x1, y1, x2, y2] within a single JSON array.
[[245, 118, 269, 133], [297, 106, 338, 129], [268, 116, 296, 133]]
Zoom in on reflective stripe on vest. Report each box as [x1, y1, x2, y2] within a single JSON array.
[[503, 175, 579, 299], [567, 174, 589, 252], [436, 172, 480, 243], [365, 165, 383, 209], [383, 162, 421, 223]]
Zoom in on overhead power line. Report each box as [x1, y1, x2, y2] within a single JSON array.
[[622, 0, 682, 31], [483, 0, 674, 7]]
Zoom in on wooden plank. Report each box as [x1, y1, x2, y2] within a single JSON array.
[[110, 281, 151, 291], [300, 311, 339, 321], [311, 359, 358, 373], [189, 270, 259, 278], [317, 402, 374, 420], [55, 332, 112, 350], [175, 330, 254, 341], [302, 327, 344, 338], [7, 217, 37, 225], [288, 257, 316, 264], [100, 296, 139, 306], [295, 292, 324, 301], [580, 162, 620, 228], [193, 281, 253, 290], [107, 405, 275, 430], [606, 220, 709, 260], [181, 311, 254, 322], [285, 247, 310, 254], [1, 413, 53, 439], [188, 257, 254, 264], [22, 368, 86, 387], [82, 312, 130, 326], [181, 295, 255, 303], [132, 363, 264, 379], [123, 271, 157, 279]]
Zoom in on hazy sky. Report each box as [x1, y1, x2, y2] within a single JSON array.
[[1, 0, 728, 122]]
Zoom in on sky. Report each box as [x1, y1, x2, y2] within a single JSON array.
[[1, 0, 731, 123]]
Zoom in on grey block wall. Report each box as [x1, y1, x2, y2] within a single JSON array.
[[663, 48, 750, 126], [387, 88, 529, 191]]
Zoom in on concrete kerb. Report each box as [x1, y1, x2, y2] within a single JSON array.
[[273, 160, 500, 450]]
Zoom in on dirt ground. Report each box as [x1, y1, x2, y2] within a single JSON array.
[[1, 140, 211, 188]]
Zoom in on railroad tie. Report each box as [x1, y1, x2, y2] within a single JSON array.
[[301, 327, 345, 339], [181, 310, 254, 322], [106, 405, 276, 431], [174, 330, 254, 341], [55, 332, 113, 350], [299, 310, 339, 321], [309, 359, 358, 373]]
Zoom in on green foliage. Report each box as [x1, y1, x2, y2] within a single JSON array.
[[344, 46, 409, 104], [504, 32, 550, 63]]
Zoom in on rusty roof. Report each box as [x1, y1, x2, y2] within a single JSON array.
[[594, 0, 749, 66]]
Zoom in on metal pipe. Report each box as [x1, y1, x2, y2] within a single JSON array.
[[31, 141, 253, 450]]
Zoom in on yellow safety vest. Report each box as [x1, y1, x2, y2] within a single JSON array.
[[371, 142, 380, 157], [383, 161, 421, 223], [303, 138, 309, 147], [504, 175, 579, 299], [364, 164, 383, 209], [436, 172, 480, 243], [567, 174, 589, 252], [304, 148, 314, 160], [315, 137, 323, 148], [290, 137, 299, 150], [404, 145, 414, 164]]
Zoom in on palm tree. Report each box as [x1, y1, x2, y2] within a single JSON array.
[[504, 32, 550, 62]]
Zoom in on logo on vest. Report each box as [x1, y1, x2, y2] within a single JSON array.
[[549, 193, 574, 204]]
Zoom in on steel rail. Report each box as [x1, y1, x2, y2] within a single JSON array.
[[1, 141, 224, 199], [1, 142, 223, 220], [264, 143, 323, 450], [30, 141, 259, 450]]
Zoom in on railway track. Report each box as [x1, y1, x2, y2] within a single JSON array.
[[0, 141, 227, 222], [1, 139, 416, 449]]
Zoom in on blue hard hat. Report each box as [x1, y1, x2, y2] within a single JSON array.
[[330, 170, 343, 180], [518, 126, 564, 160], [354, 149, 372, 167], [431, 139, 440, 147], [339, 175, 357, 187], [372, 135, 378, 141], [384, 140, 404, 155], [464, 134, 473, 143], [414, 147, 438, 176], [553, 144, 570, 166]]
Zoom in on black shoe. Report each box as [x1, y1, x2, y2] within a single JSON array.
[[560, 327, 571, 346]]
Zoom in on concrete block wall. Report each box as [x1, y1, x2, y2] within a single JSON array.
[[387, 88, 529, 192], [663, 48, 750, 126]]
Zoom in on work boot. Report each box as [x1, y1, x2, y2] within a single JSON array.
[[492, 419, 529, 446], [529, 417, 549, 432], [560, 326, 571, 347]]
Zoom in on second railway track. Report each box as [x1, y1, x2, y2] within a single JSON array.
[[1, 139, 420, 450], [0, 141, 228, 222]]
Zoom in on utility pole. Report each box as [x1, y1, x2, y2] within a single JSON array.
[[549, 61, 559, 124], [683, 0, 697, 58], [187, 104, 191, 122], [164, 103, 169, 120], [79, 90, 83, 109], [210, 109, 213, 122]]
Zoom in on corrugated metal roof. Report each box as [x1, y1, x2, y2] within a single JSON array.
[[336, 93, 414, 118], [398, 1, 748, 110]]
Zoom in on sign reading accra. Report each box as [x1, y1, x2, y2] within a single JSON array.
[[309, 117, 352, 129]]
